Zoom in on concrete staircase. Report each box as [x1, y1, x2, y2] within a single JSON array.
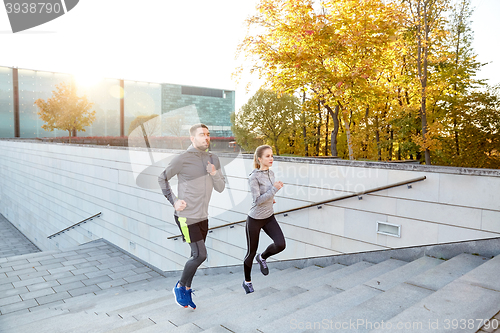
[[1, 213, 499, 332], [1, 239, 500, 332]]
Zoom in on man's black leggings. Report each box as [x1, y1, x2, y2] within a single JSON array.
[[180, 240, 207, 288], [243, 215, 286, 282]]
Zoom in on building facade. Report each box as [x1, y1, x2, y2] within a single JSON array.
[[0, 66, 234, 139]]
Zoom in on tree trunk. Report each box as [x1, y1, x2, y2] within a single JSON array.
[[375, 116, 381, 161], [324, 104, 339, 157], [315, 102, 321, 156], [302, 91, 308, 156], [274, 138, 280, 156], [325, 107, 329, 156], [416, 0, 432, 165], [389, 129, 394, 160], [341, 105, 354, 160], [452, 2, 463, 158]]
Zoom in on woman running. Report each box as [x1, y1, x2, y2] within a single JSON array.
[[242, 145, 286, 294]]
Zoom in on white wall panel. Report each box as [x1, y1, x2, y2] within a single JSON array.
[[1, 140, 499, 273]]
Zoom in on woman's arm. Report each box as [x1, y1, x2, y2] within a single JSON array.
[[249, 174, 279, 206]]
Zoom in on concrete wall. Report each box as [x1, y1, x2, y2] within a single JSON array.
[[1, 140, 499, 272]]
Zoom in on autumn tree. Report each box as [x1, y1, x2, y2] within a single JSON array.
[[236, 0, 402, 158], [232, 88, 300, 155], [230, 112, 264, 152], [400, 0, 451, 165], [435, 0, 488, 163], [35, 82, 95, 142]]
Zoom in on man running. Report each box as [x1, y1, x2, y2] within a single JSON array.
[[158, 123, 225, 309]]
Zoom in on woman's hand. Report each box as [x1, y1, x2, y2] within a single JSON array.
[[273, 181, 283, 190]]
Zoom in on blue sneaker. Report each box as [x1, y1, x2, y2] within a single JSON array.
[[242, 281, 254, 294], [256, 253, 269, 276], [173, 281, 188, 308], [186, 288, 196, 309]]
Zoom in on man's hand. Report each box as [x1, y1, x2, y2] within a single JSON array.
[[174, 199, 187, 212], [207, 161, 217, 176]]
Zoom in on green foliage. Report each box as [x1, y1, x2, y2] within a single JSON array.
[[230, 112, 264, 152], [231, 88, 301, 155]]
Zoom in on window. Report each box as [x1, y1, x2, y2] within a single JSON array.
[[181, 86, 223, 98]]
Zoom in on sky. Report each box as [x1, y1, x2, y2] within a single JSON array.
[[0, 0, 499, 112]]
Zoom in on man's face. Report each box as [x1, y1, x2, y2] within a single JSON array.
[[190, 127, 210, 151]]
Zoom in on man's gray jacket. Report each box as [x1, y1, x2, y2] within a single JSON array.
[[158, 145, 225, 221]]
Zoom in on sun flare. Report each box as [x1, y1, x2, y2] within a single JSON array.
[[73, 71, 103, 88]]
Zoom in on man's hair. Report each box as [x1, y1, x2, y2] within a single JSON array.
[[189, 123, 209, 136]]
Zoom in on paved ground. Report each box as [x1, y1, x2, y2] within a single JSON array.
[[0, 214, 40, 258], [0, 214, 164, 316]]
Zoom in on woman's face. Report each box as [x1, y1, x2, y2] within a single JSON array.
[[259, 148, 274, 169]]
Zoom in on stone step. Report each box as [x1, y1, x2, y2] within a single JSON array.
[[295, 261, 374, 289], [206, 267, 293, 293], [330, 259, 407, 291], [263, 264, 322, 291], [149, 322, 203, 333], [128, 320, 178, 333], [404, 253, 489, 291], [200, 325, 230, 333], [59, 287, 172, 314], [363, 256, 444, 291], [0, 276, 171, 327], [260, 283, 382, 332], [154, 287, 280, 328], [219, 284, 340, 332], [258, 259, 408, 332], [330, 283, 435, 332], [0, 306, 70, 332], [370, 254, 500, 333], [3, 309, 135, 333], [194, 285, 308, 329], [0, 250, 60, 264], [221, 258, 431, 333], [104, 318, 157, 333], [321, 256, 444, 332], [1, 288, 162, 332]]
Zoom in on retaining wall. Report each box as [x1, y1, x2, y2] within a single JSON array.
[[0, 139, 499, 271]]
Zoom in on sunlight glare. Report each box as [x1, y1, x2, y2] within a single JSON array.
[[73, 71, 104, 88]]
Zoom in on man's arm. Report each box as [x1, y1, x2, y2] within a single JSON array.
[[158, 155, 183, 206], [209, 155, 225, 193]]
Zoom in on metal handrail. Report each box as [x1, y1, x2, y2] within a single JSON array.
[[47, 212, 102, 239], [167, 176, 426, 239]]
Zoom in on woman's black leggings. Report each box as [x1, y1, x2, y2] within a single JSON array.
[[243, 215, 286, 281]]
